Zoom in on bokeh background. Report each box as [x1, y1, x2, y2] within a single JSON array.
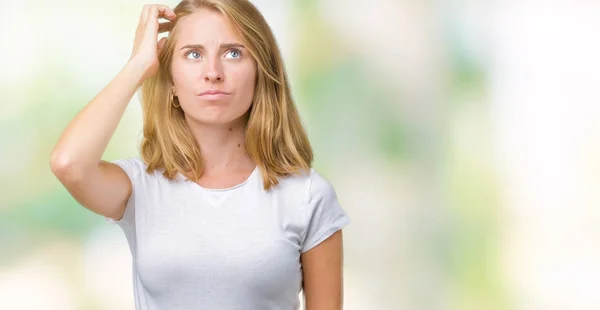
[[1, 0, 600, 309]]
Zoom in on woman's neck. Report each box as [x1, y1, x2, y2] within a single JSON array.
[[185, 117, 255, 175]]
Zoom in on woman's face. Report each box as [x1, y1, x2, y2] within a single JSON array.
[[171, 8, 257, 126]]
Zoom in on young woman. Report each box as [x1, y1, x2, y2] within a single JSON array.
[[50, 1, 350, 309]]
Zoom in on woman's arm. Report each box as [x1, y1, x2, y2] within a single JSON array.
[[49, 4, 176, 220], [301, 230, 345, 310], [49, 61, 144, 220]]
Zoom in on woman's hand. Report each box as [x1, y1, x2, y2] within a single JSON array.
[[128, 4, 177, 81]]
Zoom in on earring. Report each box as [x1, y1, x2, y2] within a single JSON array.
[[171, 93, 180, 108]]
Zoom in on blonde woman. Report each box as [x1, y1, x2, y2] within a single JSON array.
[[50, 1, 349, 309]]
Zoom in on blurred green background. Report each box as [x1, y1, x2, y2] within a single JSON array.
[[2, 0, 600, 309]]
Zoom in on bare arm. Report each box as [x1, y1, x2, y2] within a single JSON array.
[[301, 230, 345, 310], [50, 61, 145, 219], [49, 4, 176, 220]]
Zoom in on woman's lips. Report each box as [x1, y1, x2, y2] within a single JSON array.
[[197, 90, 231, 100]]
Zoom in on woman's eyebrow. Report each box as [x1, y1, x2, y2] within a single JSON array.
[[179, 43, 246, 50]]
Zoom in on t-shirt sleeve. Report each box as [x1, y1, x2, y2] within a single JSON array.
[[300, 170, 351, 253], [103, 157, 141, 226]]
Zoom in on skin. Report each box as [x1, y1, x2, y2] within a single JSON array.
[[302, 230, 345, 310], [170, 8, 257, 188]]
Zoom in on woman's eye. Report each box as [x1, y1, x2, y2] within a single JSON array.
[[185, 50, 201, 59], [224, 49, 242, 59]]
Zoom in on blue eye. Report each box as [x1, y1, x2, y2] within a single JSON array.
[[185, 50, 201, 59], [225, 49, 242, 59]]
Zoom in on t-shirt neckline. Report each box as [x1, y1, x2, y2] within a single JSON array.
[[180, 166, 259, 192]]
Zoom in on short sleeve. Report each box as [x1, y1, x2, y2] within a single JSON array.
[[300, 170, 351, 253], [103, 157, 142, 226]]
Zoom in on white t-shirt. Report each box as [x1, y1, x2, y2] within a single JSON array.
[[105, 157, 350, 310]]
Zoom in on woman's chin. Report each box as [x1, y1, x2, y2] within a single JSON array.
[[183, 105, 251, 127], [185, 112, 238, 126]]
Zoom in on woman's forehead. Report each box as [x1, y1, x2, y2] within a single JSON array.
[[174, 9, 242, 48]]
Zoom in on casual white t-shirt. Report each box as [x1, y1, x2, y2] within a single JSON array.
[[105, 157, 350, 310]]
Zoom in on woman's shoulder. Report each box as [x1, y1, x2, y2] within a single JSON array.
[[110, 156, 161, 183], [111, 156, 146, 173], [112, 156, 145, 166], [273, 167, 312, 187], [272, 168, 336, 199]]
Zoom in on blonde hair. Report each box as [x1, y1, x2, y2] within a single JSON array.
[[139, 0, 313, 190]]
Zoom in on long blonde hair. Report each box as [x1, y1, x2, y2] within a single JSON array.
[[139, 0, 313, 190]]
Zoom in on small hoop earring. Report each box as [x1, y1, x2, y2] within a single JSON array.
[[171, 94, 180, 108]]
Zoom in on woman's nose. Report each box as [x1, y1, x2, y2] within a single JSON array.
[[203, 59, 224, 82], [204, 70, 223, 82]]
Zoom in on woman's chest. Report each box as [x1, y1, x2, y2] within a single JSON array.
[[131, 184, 306, 295]]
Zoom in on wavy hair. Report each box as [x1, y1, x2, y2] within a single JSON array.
[[139, 0, 313, 190]]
